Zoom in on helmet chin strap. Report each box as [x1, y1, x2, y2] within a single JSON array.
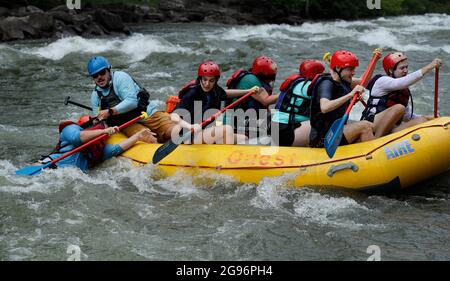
[[336, 68, 351, 88]]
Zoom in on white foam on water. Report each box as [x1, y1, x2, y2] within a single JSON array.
[[143, 72, 173, 78], [214, 24, 300, 41], [251, 172, 297, 210], [357, 28, 436, 52], [25, 34, 195, 61], [0, 124, 20, 132], [152, 85, 178, 96], [293, 191, 381, 230]]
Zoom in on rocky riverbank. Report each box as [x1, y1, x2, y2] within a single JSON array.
[[0, 0, 303, 42]]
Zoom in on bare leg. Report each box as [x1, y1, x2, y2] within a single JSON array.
[[192, 125, 235, 144], [372, 104, 405, 137], [234, 133, 248, 144], [292, 121, 311, 147], [343, 120, 374, 144], [392, 116, 429, 133], [118, 129, 156, 151]]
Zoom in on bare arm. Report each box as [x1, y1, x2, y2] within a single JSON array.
[[251, 88, 279, 107], [79, 127, 117, 143], [351, 48, 382, 88], [225, 86, 260, 98], [170, 113, 195, 129], [421, 58, 442, 76], [319, 85, 364, 113]]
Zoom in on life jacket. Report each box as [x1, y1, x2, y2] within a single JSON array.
[[308, 73, 351, 148], [226, 69, 251, 89], [165, 80, 196, 113], [225, 69, 272, 111], [41, 121, 107, 168], [361, 74, 412, 121], [96, 72, 149, 127], [275, 74, 310, 125]]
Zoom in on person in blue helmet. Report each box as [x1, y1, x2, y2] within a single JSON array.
[[87, 56, 207, 144], [38, 116, 154, 172]]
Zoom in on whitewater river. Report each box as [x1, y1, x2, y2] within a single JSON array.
[[1, 14, 449, 261]]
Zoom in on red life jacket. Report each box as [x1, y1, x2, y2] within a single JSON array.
[[279, 74, 302, 92], [361, 74, 412, 122], [226, 69, 251, 89], [56, 121, 107, 168]]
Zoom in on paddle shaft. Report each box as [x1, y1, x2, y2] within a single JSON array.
[[64, 96, 92, 111], [67, 100, 92, 111], [47, 113, 145, 167], [151, 90, 255, 164], [195, 90, 255, 131], [434, 67, 439, 118], [344, 52, 382, 116]]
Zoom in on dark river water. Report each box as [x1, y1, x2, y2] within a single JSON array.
[[0, 14, 449, 260]]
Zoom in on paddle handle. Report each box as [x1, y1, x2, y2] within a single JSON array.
[[344, 51, 382, 116], [48, 113, 147, 166], [434, 67, 439, 118], [195, 90, 255, 130]]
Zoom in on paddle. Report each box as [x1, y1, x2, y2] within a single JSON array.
[[152, 90, 256, 164], [16, 112, 148, 176], [323, 52, 368, 108], [434, 67, 439, 118], [324, 50, 382, 158], [64, 96, 93, 111]]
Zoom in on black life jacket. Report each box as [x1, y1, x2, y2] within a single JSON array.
[[174, 79, 225, 122], [308, 74, 351, 148], [361, 74, 412, 121], [96, 73, 149, 127], [41, 121, 107, 168], [225, 69, 273, 112], [178, 79, 197, 99], [275, 74, 311, 125]]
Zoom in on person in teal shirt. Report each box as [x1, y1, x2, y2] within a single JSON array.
[[271, 60, 325, 146], [225, 56, 280, 137]]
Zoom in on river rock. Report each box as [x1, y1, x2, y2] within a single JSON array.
[[145, 13, 165, 23], [159, 0, 186, 12], [82, 22, 105, 37], [27, 13, 54, 32], [0, 7, 10, 18], [48, 10, 75, 25], [12, 5, 43, 17], [0, 16, 36, 41], [94, 9, 125, 31]]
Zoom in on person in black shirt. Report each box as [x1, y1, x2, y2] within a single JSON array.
[[175, 61, 259, 144], [309, 50, 375, 148]]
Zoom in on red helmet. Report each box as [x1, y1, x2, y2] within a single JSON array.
[[251, 56, 278, 77], [383, 52, 408, 75], [77, 115, 92, 126], [330, 50, 359, 70], [198, 61, 221, 77], [299, 60, 325, 79]]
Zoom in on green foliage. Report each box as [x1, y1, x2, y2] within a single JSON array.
[[276, 0, 450, 19]]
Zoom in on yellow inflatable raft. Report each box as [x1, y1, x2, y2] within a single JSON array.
[[107, 117, 450, 193]]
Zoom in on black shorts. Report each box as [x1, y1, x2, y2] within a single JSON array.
[[272, 123, 301, 146], [309, 128, 349, 148]]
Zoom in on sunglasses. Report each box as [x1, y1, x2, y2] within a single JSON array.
[[91, 69, 108, 79]]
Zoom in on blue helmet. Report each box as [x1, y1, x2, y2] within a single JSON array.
[[87, 56, 111, 76]]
